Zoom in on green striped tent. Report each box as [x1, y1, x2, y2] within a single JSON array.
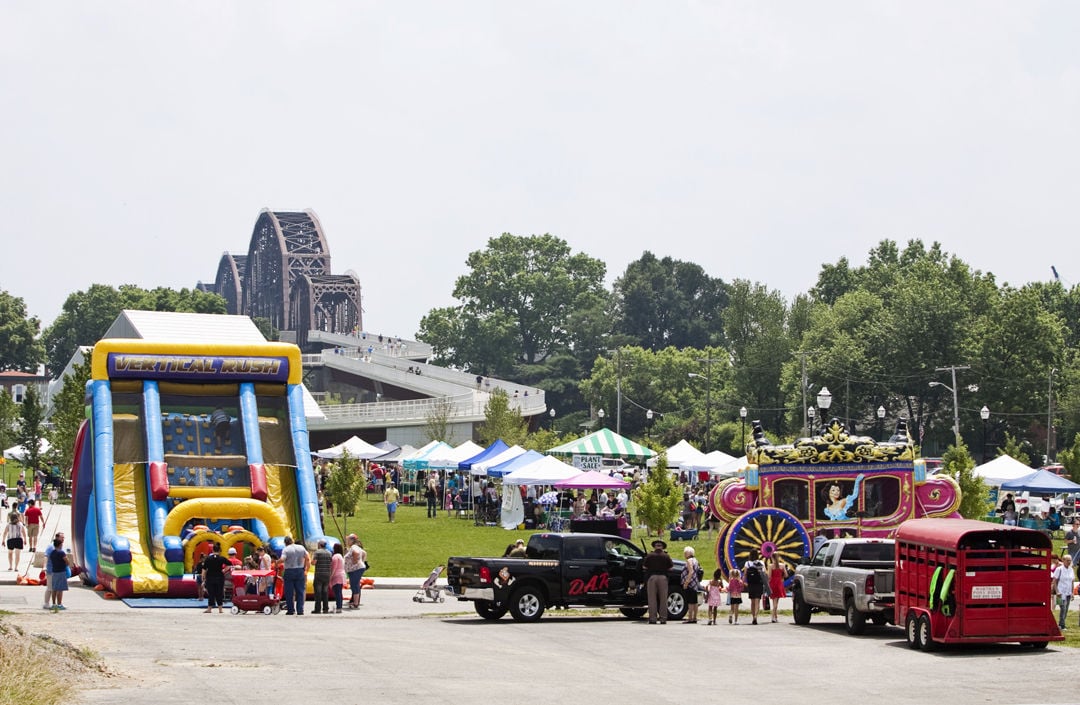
[[546, 428, 654, 459]]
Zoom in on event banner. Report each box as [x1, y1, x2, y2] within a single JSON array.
[[106, 353, 290, 383]]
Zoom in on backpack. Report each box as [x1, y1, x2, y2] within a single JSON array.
[[745, 562, 763, 586]]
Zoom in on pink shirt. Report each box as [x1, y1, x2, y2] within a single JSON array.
[[330, 553, 346, 587]]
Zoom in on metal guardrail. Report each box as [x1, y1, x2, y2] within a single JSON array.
[[303, 349, 548, 421], [315, 394, 486, 423]]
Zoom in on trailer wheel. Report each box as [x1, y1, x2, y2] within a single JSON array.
[[844, 599, 866, 635], [917, 614, 936, 652], [230, 606, 240, 615], [792, 588, 811, 625], [262, 605, 273, 615], [905, 612, 920, 649], [509, 586, 545, 622], [474, 600, 507, 621]]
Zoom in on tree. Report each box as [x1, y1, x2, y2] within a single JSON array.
[[42, 284, 227, 374], [16, 385, 46, 473], [0, 289, 43, 372], [1057, 433, 1080, 485], [0, 389, 18, 452], [611, 252, 728, 350], [323, 452, 365, 534], [45, 359, 91, 476], [997, 432, 1032, 467], [252, 317, 279, 341], [477, 388, 527, 447], [940, 442, 990, 519], [418, 233, 607, 371], [724, 280, 793, 434], [423, 398, 454, 444], [632, 452, 681, 536]]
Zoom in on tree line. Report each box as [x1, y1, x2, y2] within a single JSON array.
[[2, 236, 1079, 481]]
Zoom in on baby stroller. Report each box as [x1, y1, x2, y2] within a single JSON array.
[[413, 565, 445, 603]]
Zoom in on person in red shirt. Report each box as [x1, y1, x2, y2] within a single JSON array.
[[23, 499, 43, 553]]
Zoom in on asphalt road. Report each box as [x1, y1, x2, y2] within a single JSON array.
[[0, 582, 1074, 705]]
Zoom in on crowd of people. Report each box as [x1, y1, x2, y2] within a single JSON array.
[[192, 533, 369, 615]]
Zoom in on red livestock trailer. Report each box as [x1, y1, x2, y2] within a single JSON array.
[[895, 518, 1062, 651]]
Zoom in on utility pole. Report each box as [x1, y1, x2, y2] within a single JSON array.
[[697, 357, 721, 453], [615, 347, 622, 437], [934, 365, 970, 445], [1048, 367, 1057, 463], [796, 351, 820, 435]]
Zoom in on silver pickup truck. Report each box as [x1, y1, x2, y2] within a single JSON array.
[[791, 538, 895, 635]]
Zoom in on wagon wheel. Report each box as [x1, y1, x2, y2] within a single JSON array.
[[724, 507, 810, 575], [712, 521, 731, 574]]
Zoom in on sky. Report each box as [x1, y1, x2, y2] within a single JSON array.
[[2, 2, 1079, 339]]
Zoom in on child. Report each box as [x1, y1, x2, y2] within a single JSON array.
[[706, 569, 725, 625], [727, 568, 744, 624]]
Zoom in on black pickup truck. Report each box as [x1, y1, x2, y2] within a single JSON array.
[[446, 533, 689, 622]]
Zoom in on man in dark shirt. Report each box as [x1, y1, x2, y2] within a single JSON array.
[[311, 539, 333, 614], [642, 539, 674, 624]]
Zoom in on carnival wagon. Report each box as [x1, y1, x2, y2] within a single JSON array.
[[709, 419, 962, 574]]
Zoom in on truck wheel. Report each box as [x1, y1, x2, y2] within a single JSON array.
[[620, 608, 646, 620], [792, 589, 811, 625], [665, 591, 688, 621], [474, 600, 507, 621], [844, 599, 866, 635], [905, 612, 920, 649], [917, 614, 936, 652], [509, 587, 545, 622]]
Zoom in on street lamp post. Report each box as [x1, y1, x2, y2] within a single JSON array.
[[688, 372, 711, 452], [980, 405, 990, 464], [646, 409, 654, 441], [817, 386, 833, 429], [739, 406, 748, 452], [929, 381, 961, 446], [876, 405, 886, 441], [807, 406, 816, 436], [549, 407, 556, 431], [597, 408, 605, 429]]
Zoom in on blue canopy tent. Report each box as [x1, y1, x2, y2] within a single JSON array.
[[1000, 469, 1080, 494], [459, 439, 510, 471]]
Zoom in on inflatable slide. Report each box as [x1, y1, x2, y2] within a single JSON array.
[[70, 339, 334, 598]]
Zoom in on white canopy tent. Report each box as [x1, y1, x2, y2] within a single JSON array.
[[973, 455, 1035, 484], [647, 439, 706, 468], [679, 450, 738, 474], [3, 438, 52, 462], [425, 441, 485, 470], [705, 455, 748, 479], [501, 455, 581, 485], [314, 435, 384, 460]]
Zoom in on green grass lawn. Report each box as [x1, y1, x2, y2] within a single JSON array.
[[327, 495, 723, 578]]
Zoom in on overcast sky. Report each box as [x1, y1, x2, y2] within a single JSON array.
[[2, 2, 1078, 339]]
